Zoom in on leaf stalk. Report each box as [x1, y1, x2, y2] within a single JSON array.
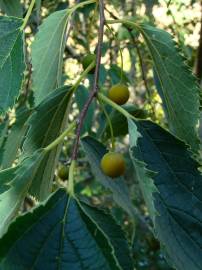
[[20, 0, 36, 31], [44, 122, 76, 152]]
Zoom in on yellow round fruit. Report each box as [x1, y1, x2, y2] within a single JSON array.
[[100, 152, 125, 178], [58, 166, 69, 180], [82, 53, 96, 73], [108, 84, 130, 105]]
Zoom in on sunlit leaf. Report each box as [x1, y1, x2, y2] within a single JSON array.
[[1, 107, 31, 169], [137, 23, 200, 153], [0, 16, 25, 113], [0, 149, 45, 237], [23, 86, 72, 200], [31, 9, 70, 104]]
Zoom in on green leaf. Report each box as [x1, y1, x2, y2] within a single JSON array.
[[128, 119, 157, 221], [0, 116, 9, 165], [0, 149, 45, 238], [23, 86, 72, 200], [31, 9, 70, 105], [137, 23, 200, 153], [81, 136, 135, 218], [108, 64, 130, 85], [0, 16, 25, 113], [80, 200, 133, 270], [35, 0, 41, 14], [0, 189, 133, 270], [75, 85, 95, 134], [129, 119, 202, 270], [104, 104, 147, 139], [0, 16, 25, 112], [0, 0, 22, 17], [1, 107, 31, 169]]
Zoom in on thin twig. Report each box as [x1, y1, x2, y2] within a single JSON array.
[[105, 7, 156, 118], [71, 0, 105, 161], [65, 0, 80, 43], [20, 0, 36, 31], [167, 0, 172, 8], [132, 38, 156, 118], [104, 6, 117, 20], [98, 98, 115, 151]]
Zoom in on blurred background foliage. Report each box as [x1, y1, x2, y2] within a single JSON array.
[[0, 0, 202, 269]]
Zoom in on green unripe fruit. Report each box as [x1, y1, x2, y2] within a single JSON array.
[[108, 84, 130, 105], [58, 166, 69, 180], [100, 152, 125, 178], [82, 53, 96, 73]]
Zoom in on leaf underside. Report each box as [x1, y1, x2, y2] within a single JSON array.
[[0, 149, 45, 238], [31, 9, 70, 105], [138, 23, 200, 153], [23, 86, 72, 200], [0, 16, 25, 113], [1, 107, 31, 169]]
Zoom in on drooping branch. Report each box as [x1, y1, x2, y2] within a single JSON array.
[[71, 0, 105, 161]]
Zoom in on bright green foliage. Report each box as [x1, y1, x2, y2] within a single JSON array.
[[0, 16, 25, 113], [0, 189, 133, 270], [1, 107, 31, 169], [0, 149, 45, 238], [0, 0, 22, 17], [138, 23, 200, 153], [82, 136, 135, 218], [23, 86, 72, 200], [31, 9, 70, 105], [129, 119, 202, 270]]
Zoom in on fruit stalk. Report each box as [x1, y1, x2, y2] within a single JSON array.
[[45, 122, 76, 152], [98, 93, 135, 120], [20, 0, 36, 31]]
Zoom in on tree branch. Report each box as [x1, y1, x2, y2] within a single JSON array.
[[71, 0, 105, 161]]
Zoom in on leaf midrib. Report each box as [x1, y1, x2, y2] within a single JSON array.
[[139, 26, 199, 145], [0, 29, 21, 69]]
